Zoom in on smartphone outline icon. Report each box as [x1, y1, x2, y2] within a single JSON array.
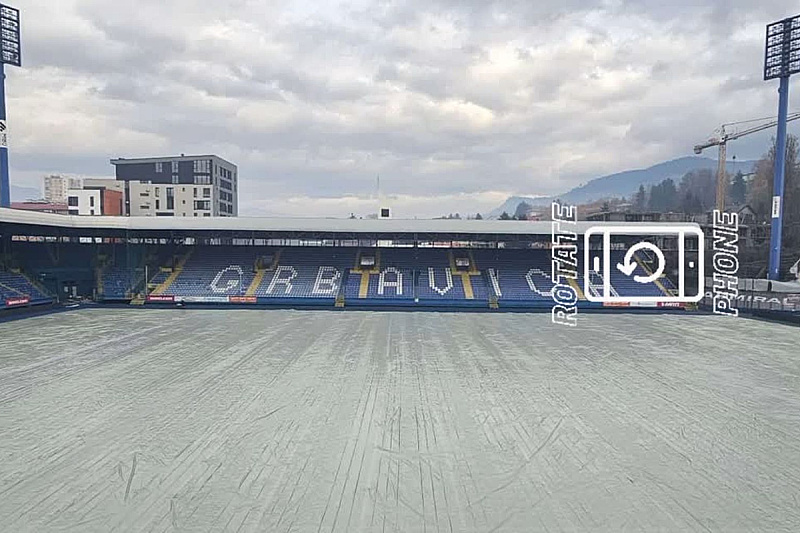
[[583, 225, 705, 303]]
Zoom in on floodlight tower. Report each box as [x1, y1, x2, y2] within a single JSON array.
[[0, 3, 21, 208], [764, 14, 800, 280]]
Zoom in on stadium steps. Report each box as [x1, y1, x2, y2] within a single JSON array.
[[246, 269, 267, 297], [634, 253, 672, 297], [568, 275, 585, 300], [151, 249, 194, 295], [461, 272, 474, 299], [358, 271, 370, 298], [467, 250, 479, 274], [335, 293, 345, 307], [489, 295, 499, 309], [24, 272, 53, 299], [96, 264, 106, 298], [0, 281, 26, 298], [451, 251, 480, 300], [269, 249, 282, 270]]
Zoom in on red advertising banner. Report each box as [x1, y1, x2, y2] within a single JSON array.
[[146, 295, 175, 303], [229, 296, 257, 304], [5, 297, 30, 307], [657, 302, 685, 308]]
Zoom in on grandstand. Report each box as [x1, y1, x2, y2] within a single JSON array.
[[0, 208, 689, 311]]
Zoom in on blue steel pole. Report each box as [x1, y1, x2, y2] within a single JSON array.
[[0, 62, 8, 208], [768, 75, 790, 281]]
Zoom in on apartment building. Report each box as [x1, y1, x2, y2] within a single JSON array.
[[110, 155, 238, 217]]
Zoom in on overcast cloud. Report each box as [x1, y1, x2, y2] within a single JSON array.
[[6, 0, 800, 217]]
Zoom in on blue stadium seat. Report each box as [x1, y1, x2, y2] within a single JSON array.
[[128, 245, 674, 306], [0, 271, 52, 306]]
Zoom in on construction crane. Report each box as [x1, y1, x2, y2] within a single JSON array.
[[694, 112, 800, 211]]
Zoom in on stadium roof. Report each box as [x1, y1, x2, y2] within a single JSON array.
[[0, 208, 646, 235]]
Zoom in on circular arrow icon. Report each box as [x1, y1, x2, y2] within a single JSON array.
[[616, 242, 665, 284]]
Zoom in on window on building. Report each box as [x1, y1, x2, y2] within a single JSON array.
[[166, 188, 174, 210], [203, 188, 211, 198], [155, 162, 163, 173], [89, 196, 95, 207], [193, 175, 211, 185], [193, 159, 211, 173], [68, 196, 78, 207], [203, 213, 211, 217], [172, 175, 179, 184], [193, 188, 197, 198], [155, 188, 160, 197], [140, 204, 150, 210], [171, 161, 179, 173], [156, 199, 160, 210]]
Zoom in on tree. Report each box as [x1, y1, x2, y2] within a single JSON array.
[[499, 211, 512, 220], [681, 192, 703, 214], [475, 213, 483, 220], [601, 201, 610, 212], [633, 185, 647, 212], [514, 201, 532, 219], [648, 178, 679, 212], [748, 134, 800, 248], [729, 171, 747, 206], [678, 169, 715, 213]]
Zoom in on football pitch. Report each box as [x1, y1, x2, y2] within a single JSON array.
[[1, 309, 799, 532]]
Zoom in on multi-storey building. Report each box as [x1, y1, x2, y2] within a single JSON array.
[[66, 179, 124, 216], [43, 175, 82, 204], [110, 155, 238, 217]]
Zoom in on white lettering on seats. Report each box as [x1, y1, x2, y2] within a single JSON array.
[[210, 265, 244, 293], [267, 266, 298, 294], [526, 268, 554, 297], [313, 266, 340, 295], [487, 268, 502, 297], [428, 268, 453, 295], [378, 267, 403, 295]]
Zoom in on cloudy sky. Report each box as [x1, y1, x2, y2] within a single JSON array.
[[6, 0, 800, 217]]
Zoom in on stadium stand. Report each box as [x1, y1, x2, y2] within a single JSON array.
[[2, 242, 675, 309], [474, 249, 557, 304], [253, 247, 351, 300], [0, 270, 53, 308], [127, 246, 672, 307]]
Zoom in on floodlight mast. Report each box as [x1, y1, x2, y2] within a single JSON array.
[[764, 14, 800, 280], [0, 3, 21, 209], [693, 112, 800, 212]]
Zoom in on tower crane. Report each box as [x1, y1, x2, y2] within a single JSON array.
[[694, 112, 800, 212]]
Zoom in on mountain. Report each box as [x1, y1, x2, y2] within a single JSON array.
[[488, 195, 548, 219], [488, 156, 757, 218], [10, 184, 43, 202]]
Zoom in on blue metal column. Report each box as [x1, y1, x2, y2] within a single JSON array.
[[769, 75, 790, 280], [0, 63, 8, 208]]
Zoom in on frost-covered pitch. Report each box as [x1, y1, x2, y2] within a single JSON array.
[[1, 309, 800, 532]]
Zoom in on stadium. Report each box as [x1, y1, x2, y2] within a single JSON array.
[[2, 207, 800, 532], [3, 2, 800, 530]]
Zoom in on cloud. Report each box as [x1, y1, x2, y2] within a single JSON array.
[[7, 0, 800, 216]]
